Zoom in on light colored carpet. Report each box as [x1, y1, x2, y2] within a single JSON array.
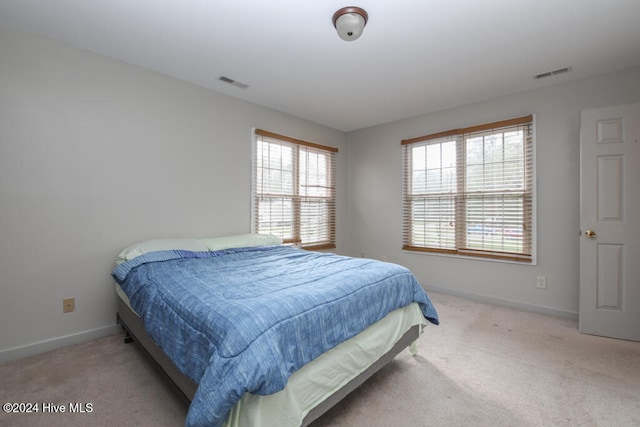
[[1, 292, 639, 426]]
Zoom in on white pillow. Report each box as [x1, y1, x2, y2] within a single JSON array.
[[116, 238, 208, 263], [200, 233, 283, 251]]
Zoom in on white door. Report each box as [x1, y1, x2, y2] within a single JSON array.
[[579, 103, 640, 341]]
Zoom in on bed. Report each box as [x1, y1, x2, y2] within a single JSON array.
[[112, 234, 439, 427]]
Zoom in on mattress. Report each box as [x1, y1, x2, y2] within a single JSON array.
[[116, 283, 427, 426], [112, 237, 438, 426]]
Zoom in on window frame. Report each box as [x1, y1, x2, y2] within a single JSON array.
[[252, 129, 338, 250], [401, 115, 536, 263]]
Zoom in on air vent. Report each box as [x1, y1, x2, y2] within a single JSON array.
[[218, 75, 249, 89], [534, 66, 572, 79]]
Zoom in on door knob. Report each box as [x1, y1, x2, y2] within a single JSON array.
[[584, 229, 597, 238]]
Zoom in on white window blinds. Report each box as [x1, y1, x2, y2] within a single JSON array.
[[253, 129, 337, 250], [402, 115, 534, 262]]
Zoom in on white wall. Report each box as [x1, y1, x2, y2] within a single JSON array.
[[0, 27, 347, 360], [344, 67, 640, 317]]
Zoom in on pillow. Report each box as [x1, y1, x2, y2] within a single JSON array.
[[200, 233, 283, 252], [116, 238, 208, 264]]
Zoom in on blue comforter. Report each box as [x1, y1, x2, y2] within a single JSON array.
[[113, 245, 438, 427]]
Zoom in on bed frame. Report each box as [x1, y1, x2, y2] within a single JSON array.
[[116, 297, 420, 426]]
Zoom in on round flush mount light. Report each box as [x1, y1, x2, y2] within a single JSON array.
[[332, 6, 368, 41]]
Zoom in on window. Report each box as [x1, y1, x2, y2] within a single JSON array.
[[402, 115, 534, 262], [252, 129, 338, 250]]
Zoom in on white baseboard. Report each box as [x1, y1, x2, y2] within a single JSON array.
[[425, 285, 579, 321], [0, 324, 122, 364]]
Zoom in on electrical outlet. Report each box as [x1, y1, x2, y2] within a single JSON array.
[[63, 297, 75, 313], [536, 276, 547, 289]]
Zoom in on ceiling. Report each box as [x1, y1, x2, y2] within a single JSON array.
[[2, 0, 640, 132]]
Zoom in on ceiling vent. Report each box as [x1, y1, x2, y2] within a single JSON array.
[[534, 66, 572, 79], [218, 75, 249, 89]]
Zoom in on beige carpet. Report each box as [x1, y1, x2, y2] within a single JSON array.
[[1, 292, 639, 427]]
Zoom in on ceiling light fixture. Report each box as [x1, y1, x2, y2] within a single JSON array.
[[332, 7, 368, 41]]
